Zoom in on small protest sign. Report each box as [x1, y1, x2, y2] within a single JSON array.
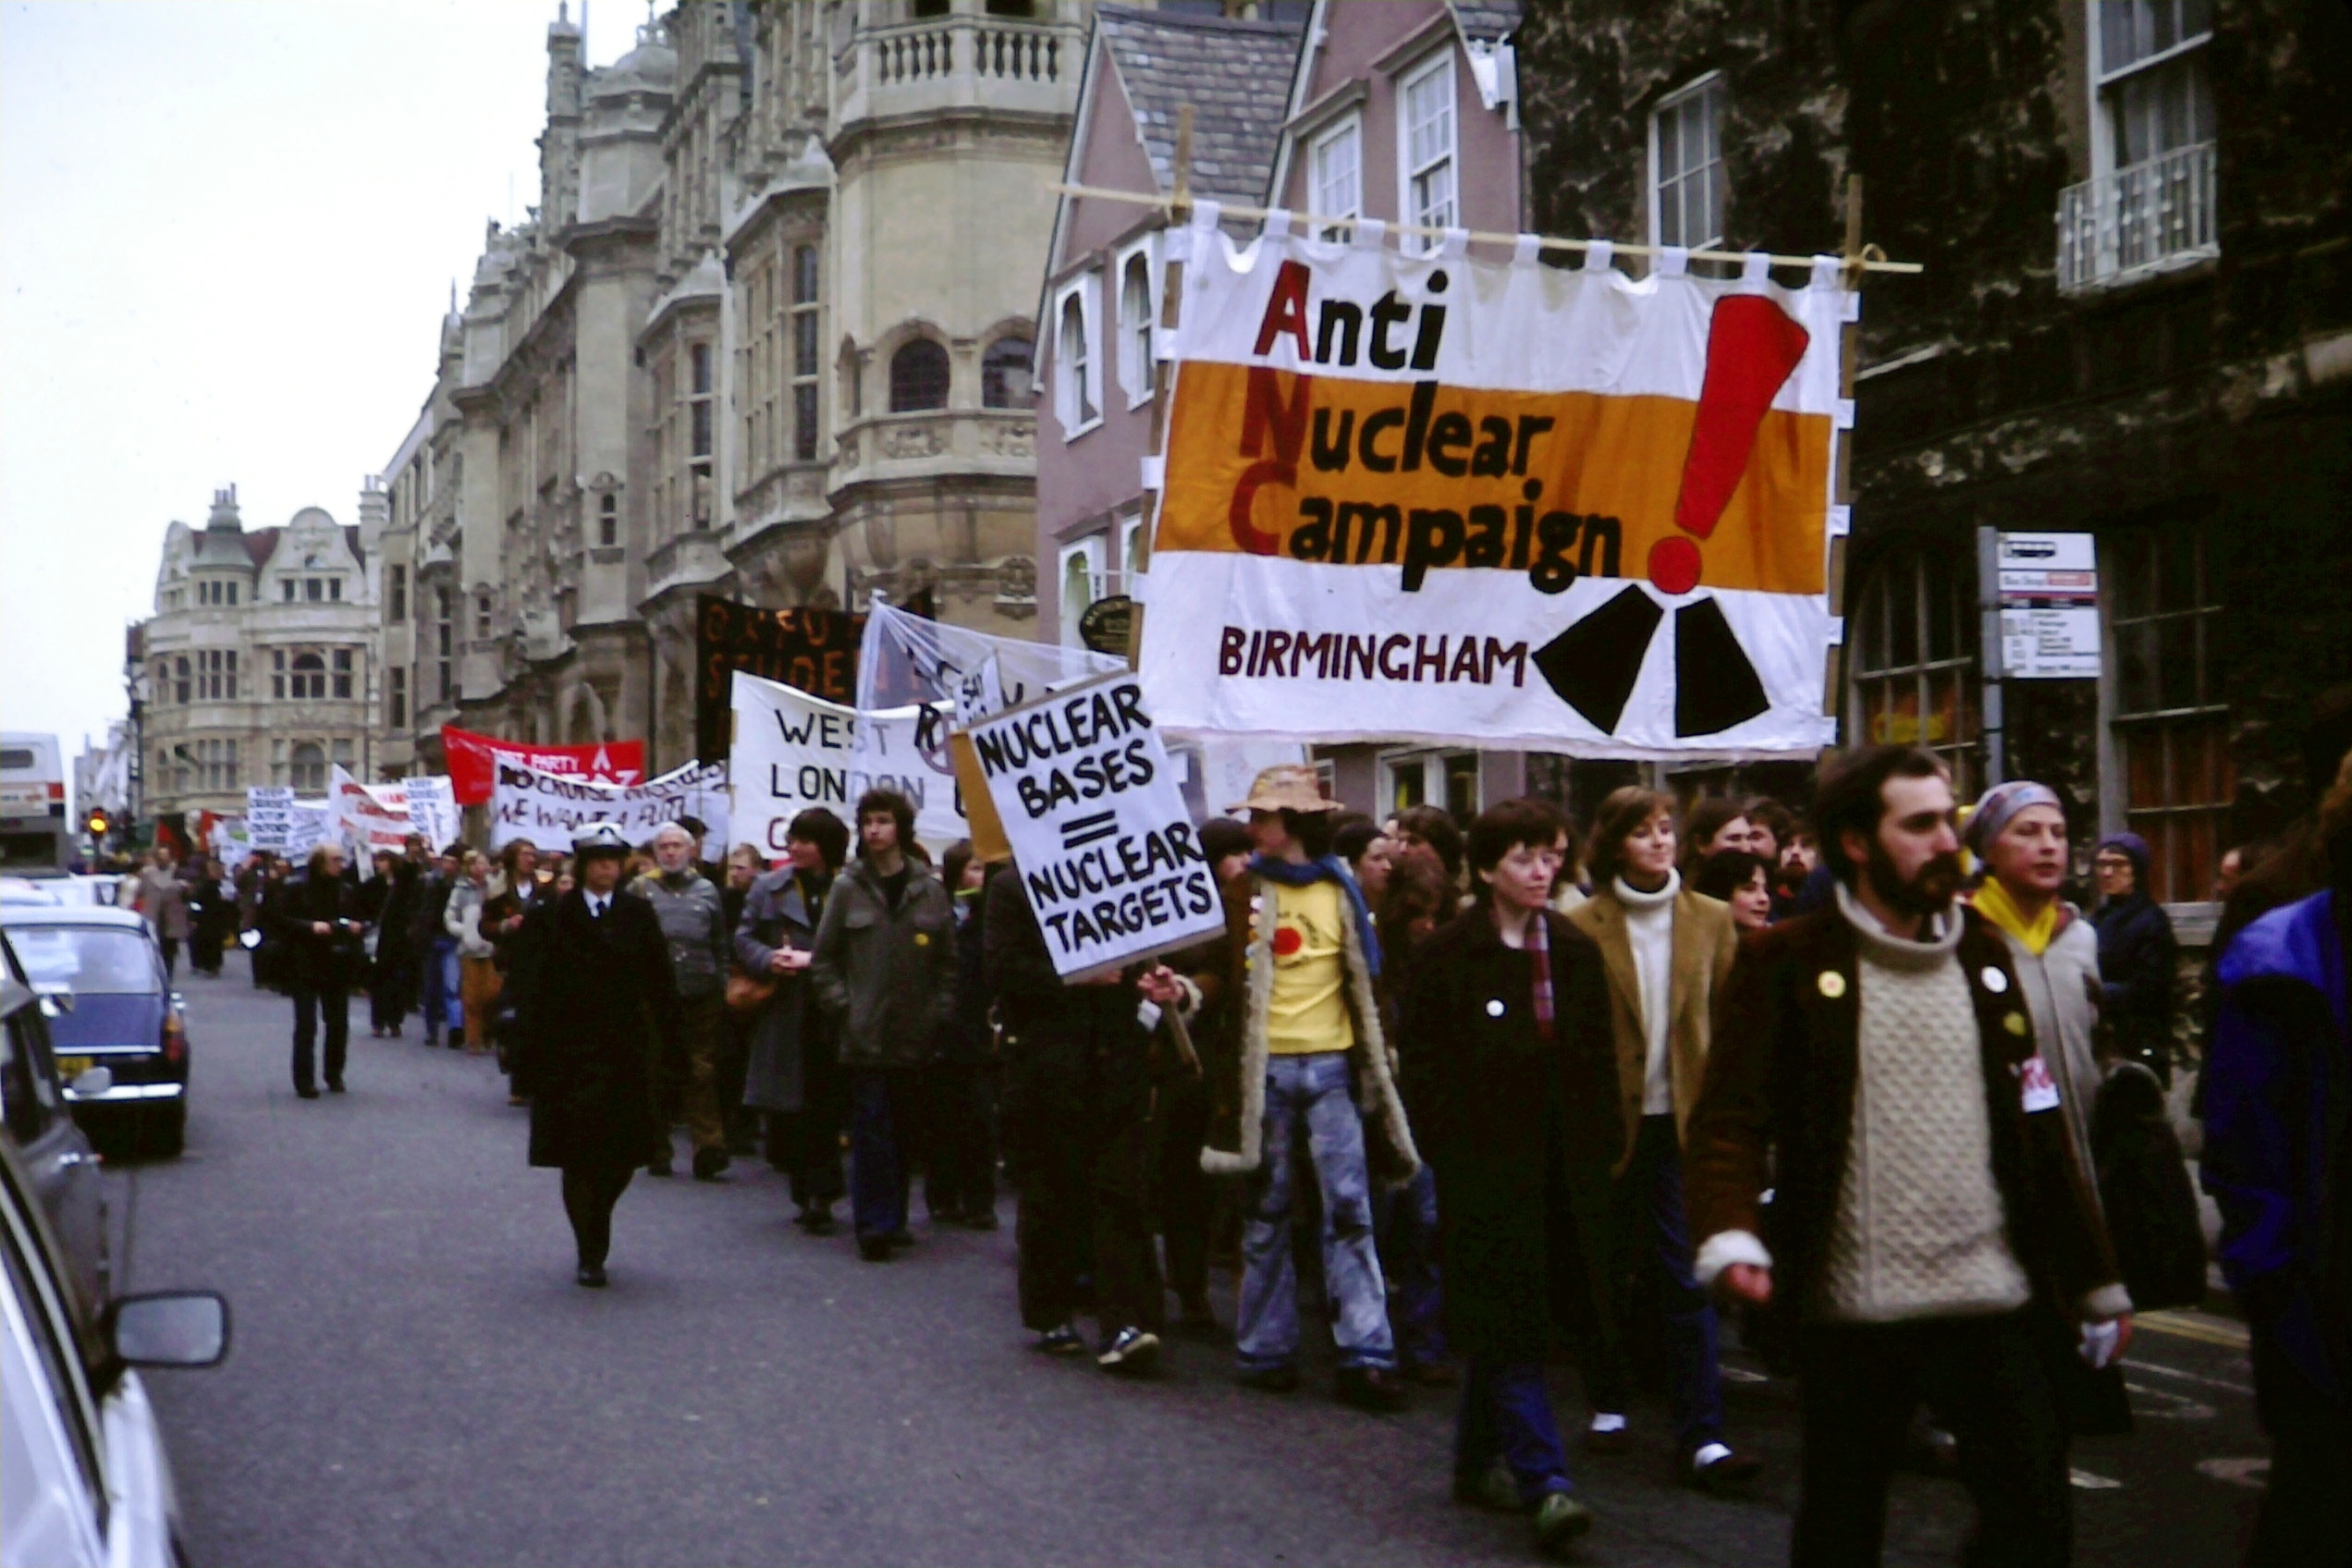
[[966, 670, 1224, 977], [490, 759, 730, 851], [246, 786, 295, 851]]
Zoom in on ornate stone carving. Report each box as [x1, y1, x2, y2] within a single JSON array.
[[879, 421, 942, 459], [993, 555, 1036, 619], [979, 418, 1035, 458]]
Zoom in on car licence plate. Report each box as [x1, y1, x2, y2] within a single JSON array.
[[56, 1056, 92, 1079]]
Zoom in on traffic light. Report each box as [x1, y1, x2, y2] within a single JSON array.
[[85, 808, 110, 838]]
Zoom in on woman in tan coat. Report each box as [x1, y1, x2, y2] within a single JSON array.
[[1565, 787, 1759, 1490]]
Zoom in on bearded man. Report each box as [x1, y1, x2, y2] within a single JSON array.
[[1683, 746, 2132, 1567]]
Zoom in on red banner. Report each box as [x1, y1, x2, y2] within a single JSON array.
[[440, 726, 646, 805]]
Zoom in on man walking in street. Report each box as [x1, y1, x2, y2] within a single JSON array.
[[810, 789, 956, 1262], [2091, 832, 2179, 1085], [1198, 765, 1416, 1411], [1685, 745, 2133, 1567], [410, 844, 461, 1047], [136, 845, 193, 982], [738, 808, 850, 1232], [632, 822, 733, 1181], [263, 841, 365, 1098], [506, 823, 682, 1287], [986, 851, 1184, 1372]]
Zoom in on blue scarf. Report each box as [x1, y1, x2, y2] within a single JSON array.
[[1250, 852, 1381, 978]]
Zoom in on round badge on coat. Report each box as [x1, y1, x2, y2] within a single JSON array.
[[1817, 971, 1846, 998], [2004, 1011, 2028, 1036], [1485, 998, 1506, 1018], [1980, 966, 2009, 994]]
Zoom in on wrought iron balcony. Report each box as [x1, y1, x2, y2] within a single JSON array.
[[2057, 141, 2218, 293]]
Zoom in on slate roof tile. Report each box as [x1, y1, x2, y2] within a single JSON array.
[[1095, 5, 1306, 209]]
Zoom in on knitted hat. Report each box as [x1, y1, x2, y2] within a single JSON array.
[[2096, 831, 2150, 883], [1965, 780, 2063, 854]]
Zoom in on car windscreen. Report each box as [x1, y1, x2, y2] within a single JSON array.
[[1, 926, 157, 995]]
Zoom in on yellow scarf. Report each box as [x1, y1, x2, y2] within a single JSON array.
[[1972, 877, 2059, 955]]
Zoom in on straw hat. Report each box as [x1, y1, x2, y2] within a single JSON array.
[[1231, 764, 1339, 815]]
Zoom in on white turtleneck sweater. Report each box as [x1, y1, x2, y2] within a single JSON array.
[[1613, 872, 1679, 1116]]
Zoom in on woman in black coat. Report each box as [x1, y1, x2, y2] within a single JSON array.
[[263, 843, 368, 1098], [506, 825, 684, 1287], [1397, 799, 1620, 1550]]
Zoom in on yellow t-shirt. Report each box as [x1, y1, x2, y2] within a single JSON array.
[[1265, 877, 1355, 1055]]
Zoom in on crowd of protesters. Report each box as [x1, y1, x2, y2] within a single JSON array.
[[100, 692, 2347, 1566]]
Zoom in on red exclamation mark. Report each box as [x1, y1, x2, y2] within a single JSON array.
[[1648, 296, 1811, 595]]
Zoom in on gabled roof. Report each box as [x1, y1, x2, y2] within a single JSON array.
[[1094, 5, 1305, 208], [242, 529, 280, 570]]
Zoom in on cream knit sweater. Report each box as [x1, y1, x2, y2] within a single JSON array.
[[1816, 885, 2032, 1324]]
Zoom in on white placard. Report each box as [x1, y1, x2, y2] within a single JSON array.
[[967, 670, 1225, 977], [402, 777, 459, 852], [245, 786, 295, 851], [490, 758, 731, 851], [2002, 606, 2102, 680]]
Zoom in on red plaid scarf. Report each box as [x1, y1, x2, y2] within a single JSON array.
[[1525, 907, 1554, 1045]]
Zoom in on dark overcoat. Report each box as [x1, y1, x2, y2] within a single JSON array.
[[1684, 903, 2124, 1334], [263, 872, 366, 991], [736, 869, 825, 1113], [510, 887, 682, 1170], [985, 868, 1155, 1149], [1398, 905, 1622, 1360]]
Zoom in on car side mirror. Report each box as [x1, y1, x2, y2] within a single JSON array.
[[104, 1292, 230, 1369], [34, 986, 74, 1017], [68, 1065, 113, 1098]]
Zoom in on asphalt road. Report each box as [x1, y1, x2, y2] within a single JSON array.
[[100, 959, 2271, 1567]]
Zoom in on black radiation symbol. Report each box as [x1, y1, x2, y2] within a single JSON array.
[[1532, 586, 1770, 739]]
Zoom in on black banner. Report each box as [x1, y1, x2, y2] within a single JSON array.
[[694, 596, 864, 764]]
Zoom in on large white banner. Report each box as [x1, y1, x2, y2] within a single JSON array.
[[490, 759, 730, 852], [968, 670, 1224, 977], [1138, 205, 1846, 757], [728, 671, 969, 855]]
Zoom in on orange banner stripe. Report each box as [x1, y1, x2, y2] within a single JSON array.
[[1159, 362, 1830, 597]]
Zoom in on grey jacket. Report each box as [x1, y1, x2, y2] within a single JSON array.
[[809, 858, 955, 1069], [631, 870, 729, 1000], [1988, 908, 2105, 1192], [735, 869, 825, 1111]]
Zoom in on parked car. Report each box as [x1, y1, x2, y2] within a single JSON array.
[[0, 876, 60, 907], [0, 1127, 227, 1568], [0, 910, 188, 1158], [0, 949, 108, 1308]]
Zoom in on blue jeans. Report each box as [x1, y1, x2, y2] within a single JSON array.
[[1458, 1360, 1574, 1504], [1377, 1163, 1447, 1369], [422, 937, 460, 1035], [1237, 1052, 1395, 1372], [847, 1068, 916, 1241], [1597, 1114, 1725, 1452]]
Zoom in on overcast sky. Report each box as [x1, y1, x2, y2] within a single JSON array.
[[1, 0, 646, 760]]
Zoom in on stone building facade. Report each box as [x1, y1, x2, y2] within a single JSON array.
[[385, 1, 1098, 773], [1513, 0, 2352, 919], [135, 484, 393, 823]]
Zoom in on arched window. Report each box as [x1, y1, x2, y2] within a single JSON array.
[[982, 337, 1034, 408], [1119, 251, 1154, 403], [288, 742, 326, 793], [1057, 289, 1096, 429], [888, 338, 949, 412], [288, 652, 327, 701]]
